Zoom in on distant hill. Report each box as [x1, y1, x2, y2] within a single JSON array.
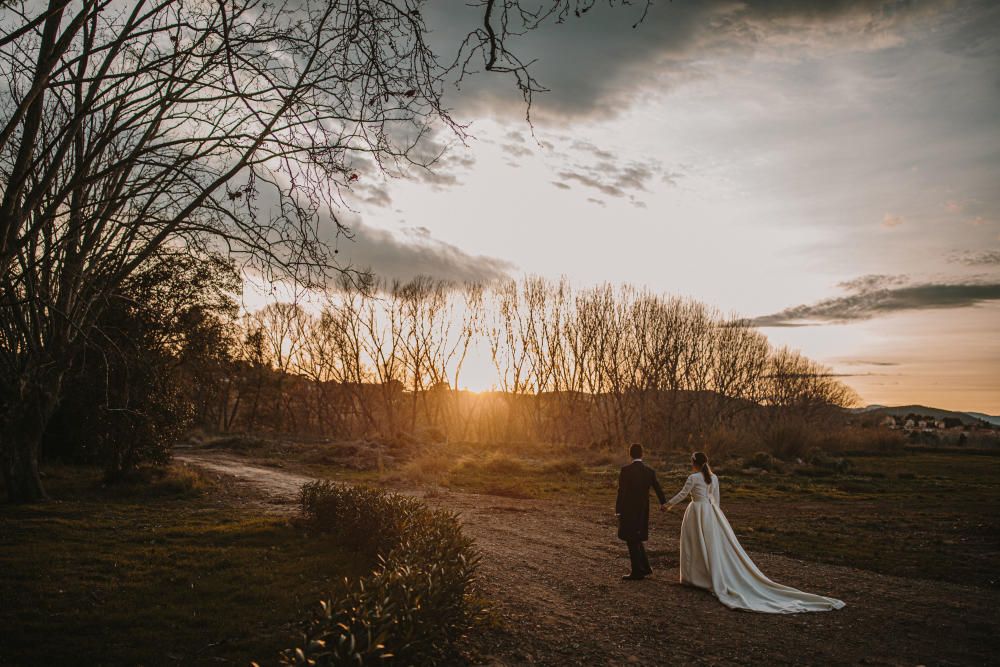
[[847, 405, 885, 414], [966, 412, 1000, 427], [855, 404, 992, 427]]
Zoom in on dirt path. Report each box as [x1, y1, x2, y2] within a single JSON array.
[[176, 450, 999, 666]]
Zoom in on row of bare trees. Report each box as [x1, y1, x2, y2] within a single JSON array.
[[205, 277, 857, 452]]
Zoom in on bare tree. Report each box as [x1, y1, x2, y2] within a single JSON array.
[[228, 275, 859, 458], [0, 0, 462, 500], [3, 0, 637, 500]]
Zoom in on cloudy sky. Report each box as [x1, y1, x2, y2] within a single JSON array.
[[322, 0, 1000, 413]]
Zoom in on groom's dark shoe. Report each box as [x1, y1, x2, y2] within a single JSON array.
[[621, 574, 646, 581]]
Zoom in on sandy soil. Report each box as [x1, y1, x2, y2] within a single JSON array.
[[176, 450, 1000, 666]]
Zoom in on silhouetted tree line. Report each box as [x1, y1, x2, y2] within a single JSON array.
[[15, 254, 858, 487], [192, 277, 857, 455]]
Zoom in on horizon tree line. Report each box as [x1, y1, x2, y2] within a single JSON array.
[[202, 275, 858, 453]]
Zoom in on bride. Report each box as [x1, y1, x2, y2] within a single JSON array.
[[664, 451, 845, 613]]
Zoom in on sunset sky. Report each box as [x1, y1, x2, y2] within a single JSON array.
[[286, 0, 1000, 413]]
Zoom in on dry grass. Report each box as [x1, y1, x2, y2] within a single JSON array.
[[100, 462, 215, 498], [183, 434, 1000, 588], [397, 447, 457, 484], [0, 465, 366, 666], [477, 451, 529, 475], [541, 459, 585, 476]]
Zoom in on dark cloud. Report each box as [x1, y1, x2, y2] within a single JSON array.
[[425, 0, 952, 121], [949, 249, 1000, 266], [841, 360, 902, 367], [586, 197, 606, 207], [570, 140, 616, 161], [401, 134, 477, 188], [335, 220, 515, 283], [359, 185, 392, 208], [555, 156, 668, 202], [837, 274, 909, 291], [501, 143, 533, 157], [558, 170, 626, 198], [534, 136, 681, 204], [661, 171, 684, 186], [505, 130, 525, 142], [340, 132, 476, 202], [752, 275, 1000, 326]]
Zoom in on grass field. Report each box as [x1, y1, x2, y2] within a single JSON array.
[[5, 441, 997, 666], [206, 436, 1000, 590], [0, 466, 365, 666]]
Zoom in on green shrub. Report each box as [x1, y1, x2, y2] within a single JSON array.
[[280, 482, 480, 666]]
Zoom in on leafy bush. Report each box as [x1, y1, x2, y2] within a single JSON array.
[[41, 253, 237, 480], [280, 482, 480, 666], [44, 346, 192, 480]]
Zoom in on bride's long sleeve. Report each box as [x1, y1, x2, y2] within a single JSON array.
[[711, 477, 720, 507], [667, 476, 695, 505]]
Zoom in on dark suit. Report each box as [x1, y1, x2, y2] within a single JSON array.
[[615, 460, 667, 577]]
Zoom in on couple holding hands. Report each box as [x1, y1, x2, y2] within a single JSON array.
[[615, 444, 844, 614]]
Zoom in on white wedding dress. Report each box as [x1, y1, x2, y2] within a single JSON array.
[[667, 472, 845, 613]]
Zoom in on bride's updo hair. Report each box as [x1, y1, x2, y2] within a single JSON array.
[[692, 452, 712, 485]]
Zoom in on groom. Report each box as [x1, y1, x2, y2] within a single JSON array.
[[615, 443, 667, 581]]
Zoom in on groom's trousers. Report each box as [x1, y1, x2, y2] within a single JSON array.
[[626, 540, 651, 576]]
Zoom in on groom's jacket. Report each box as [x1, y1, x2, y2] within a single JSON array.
[[616, 461, 667, 542]]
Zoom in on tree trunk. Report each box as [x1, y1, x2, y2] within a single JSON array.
[[2, 402, 51, 503], [2, 366, 63, 503]]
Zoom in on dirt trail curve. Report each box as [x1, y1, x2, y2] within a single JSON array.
[[176, 450, 998, 666]]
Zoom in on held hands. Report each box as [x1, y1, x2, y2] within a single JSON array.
[[661, 503, 672, 512]]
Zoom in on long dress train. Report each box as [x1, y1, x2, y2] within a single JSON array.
[[667, 472, 845, 613]]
